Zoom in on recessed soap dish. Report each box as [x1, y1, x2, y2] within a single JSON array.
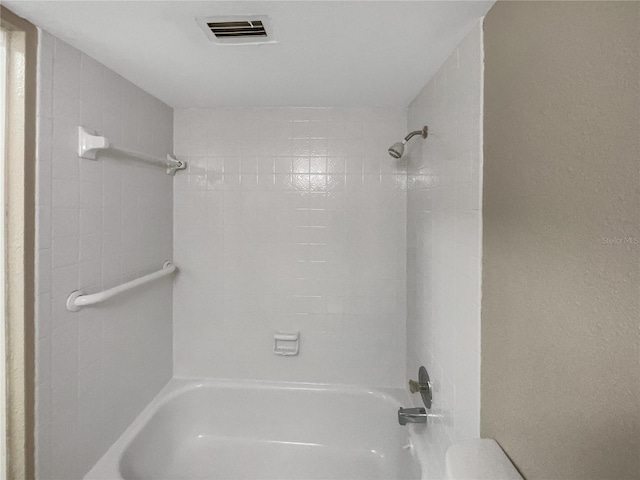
[[273, 331, 299, 356]]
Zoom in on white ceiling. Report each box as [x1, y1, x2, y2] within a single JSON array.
[[5, 1, 494, 108]]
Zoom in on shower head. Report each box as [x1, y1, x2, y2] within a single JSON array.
[[388, 126, 429, 159], [388, 142, 405, 159]]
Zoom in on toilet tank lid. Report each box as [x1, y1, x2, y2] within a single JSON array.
[[444, 439, 523, 480]]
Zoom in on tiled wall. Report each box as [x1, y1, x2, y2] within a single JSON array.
[[173, 108, 407, 386], [35, 32, 174, 479], [405, 22, 484, 478]]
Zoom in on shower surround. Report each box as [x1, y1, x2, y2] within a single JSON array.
[[32, 17, 485, 480], [173, 108, 408, 386]]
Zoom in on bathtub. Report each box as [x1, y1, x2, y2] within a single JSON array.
[[85, 378, 423, 480]]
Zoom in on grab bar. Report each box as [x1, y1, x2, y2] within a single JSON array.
[[78, 126, 187, 176], [66, 261, 177, 312]]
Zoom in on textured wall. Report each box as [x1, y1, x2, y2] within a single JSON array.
[[2, 8, 38, 478], [36, 32, 174, 479], [173, 108, 407, 387], [405, 22, 484, 479], [482, 2, 640, 479]]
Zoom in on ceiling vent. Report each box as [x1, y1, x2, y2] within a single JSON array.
[[197, 15, 276, 45]]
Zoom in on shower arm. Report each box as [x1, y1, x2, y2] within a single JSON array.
[[387, 125, 429, 159], [403, 126, 429, 143]]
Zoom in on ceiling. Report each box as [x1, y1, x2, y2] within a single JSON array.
[[5, 1, 494, 108]]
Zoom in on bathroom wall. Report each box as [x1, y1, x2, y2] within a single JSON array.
[[35, 32, 174, 479], [173, 108, 407, 386], [482, 2, 639, 479], [405, 22, 484, 478]]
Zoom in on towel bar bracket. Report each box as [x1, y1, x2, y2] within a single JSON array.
[[167, 155, 187, 176], [78, 126, 109, 160]]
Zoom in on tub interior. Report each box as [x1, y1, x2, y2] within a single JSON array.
[[117, 383, 421, 480]]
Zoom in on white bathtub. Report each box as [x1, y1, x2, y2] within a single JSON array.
[[85, 378, 423, 480]]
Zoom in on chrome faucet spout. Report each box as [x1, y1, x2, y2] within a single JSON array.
[[398, 407, 428, 425]]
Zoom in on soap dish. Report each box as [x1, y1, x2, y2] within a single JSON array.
[[273, 331, 299, 356]]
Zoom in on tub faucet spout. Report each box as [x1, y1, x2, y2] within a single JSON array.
[[398, 407, 428, 425]]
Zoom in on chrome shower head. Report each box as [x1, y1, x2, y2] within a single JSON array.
[[387, 126, 429, 159], [388, 142, 405, 159]]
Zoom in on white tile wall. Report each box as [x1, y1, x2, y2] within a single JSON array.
[[36, 31, 174, 479], [173, 108, 407, 387], [35, 20, 483, 480], [405, 21, 484, 479]]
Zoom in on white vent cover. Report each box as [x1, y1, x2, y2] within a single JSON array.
[[197, 15, 276, 45]]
